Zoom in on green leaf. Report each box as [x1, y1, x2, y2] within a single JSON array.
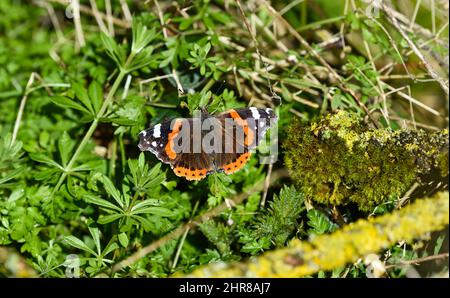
[[84, 194, 123, 212], [127, 154, 165, 196], [50, 96, 91, 114], [89, 227, 102, 256], [331, 90, 344, 110], [130, 199, 160, 213], [118, 233, 129, 248], [131, 215, 153, 231], [102, 240, 119, 257], [72, 82, 94, 114], [211, 11, 232, 24], [107, 117, 138, 126], [64, 236, 97, 256], [72, 160, 104, 172], [179, 18, 194, 30], [307, 209, 338, 235], [240, 236, 271, 254], [58, 131, 74, 167], [100, 32, 124, 68], [98, 214, 124, 224], [0, 167, 25, 185], [126, 46, 155, 72], [100, 175, 125, 209], [29, 153, 63, 170], [132, 206, 174, 217], [131, 19, 157, 55], [199, 220, 232, 255], [208, 172, 234, 202], [88, 81, 103, 114], [241, 186, 305, 249], [434, 234, 445, 255]]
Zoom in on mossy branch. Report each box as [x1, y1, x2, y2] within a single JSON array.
[[284, 110, 449, 211], [176, 191, 449, 277]]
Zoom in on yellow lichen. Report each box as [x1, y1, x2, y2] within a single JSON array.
[[175, 191, 449, 277]]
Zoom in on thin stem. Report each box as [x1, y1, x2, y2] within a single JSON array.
[[118, 133, 126, 173], [259, 163, 273, 208], [73, 0, 86, 49], [108, 137, 117, 179], [200, 78, 216, 93], [171, 200, 200, 272], [385, 253, 449, 269], [52, 69, 127, 194], [12, 73, 35, 145]]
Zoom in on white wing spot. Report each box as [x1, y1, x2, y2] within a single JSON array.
[[259, 121, 265, 128], [151, 141, 157, 147], [140, 130, 147, 137], [250, 107, 260, 120], [153, 124, 161, 138]]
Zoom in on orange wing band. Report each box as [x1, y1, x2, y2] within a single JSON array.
[[221, 152, 251, 174], [229, 110, 254, 146], [174, 166, 209, 181], [165, 119, 182, 160]]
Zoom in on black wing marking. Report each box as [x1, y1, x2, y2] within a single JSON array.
[[138, 120, 173, 163]]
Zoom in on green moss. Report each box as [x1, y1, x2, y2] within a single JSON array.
[[283, 110, 449, 212]]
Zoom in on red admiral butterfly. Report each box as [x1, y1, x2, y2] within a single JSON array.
[[138, 107, 276, 181]]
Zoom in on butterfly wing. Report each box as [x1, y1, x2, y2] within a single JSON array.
[[138, 119, 177, 164], [138, 107, 276, 180], [139, 118, 214, 181], [213, 107, 276, 174], [171, 152, 214, 180]]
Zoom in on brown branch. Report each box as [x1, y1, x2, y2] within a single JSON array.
[[385, 253, 449, 269]]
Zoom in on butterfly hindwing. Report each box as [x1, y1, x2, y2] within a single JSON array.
[[172, 152, 214, 181], [213, 151, 252, 175]]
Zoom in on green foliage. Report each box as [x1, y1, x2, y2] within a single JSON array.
[[186, 41, 227, 80], [240, 186, 305, 252], [64, 227, 118, 276], [199, 220, 233, 256], [0, 0, 448, 279], [307, 210, 338, 235], [0, 134, 25, 187]]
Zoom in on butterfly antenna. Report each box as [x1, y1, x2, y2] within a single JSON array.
[[215, 80, 226, 94]]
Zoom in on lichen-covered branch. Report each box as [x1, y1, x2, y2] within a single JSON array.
[[176, 191, 448, 277], [284, 110, 449, 211]]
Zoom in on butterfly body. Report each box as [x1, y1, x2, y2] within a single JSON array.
[[138, 107, 276, 180]]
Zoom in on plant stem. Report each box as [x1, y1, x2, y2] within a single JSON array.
[[118, 132, 126, 172], [52, 69, 127, 194]]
